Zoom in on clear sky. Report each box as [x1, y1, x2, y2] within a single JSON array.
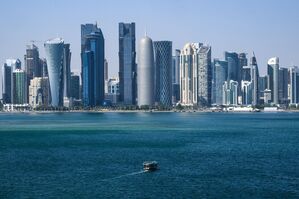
[[1, 0, 299, 93]]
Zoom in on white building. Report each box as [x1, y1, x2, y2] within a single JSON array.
[[29, 77, 49, 108], [105, 77, 120, 104], [180, 43, 201, 106], [223, 80, 238, 106]]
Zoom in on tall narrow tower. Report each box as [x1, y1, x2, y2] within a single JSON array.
[[138, 36, 154, 107]]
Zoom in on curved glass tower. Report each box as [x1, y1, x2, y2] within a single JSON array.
[[44, 38, 64, 107], [153, 41, 172, 107], [138, 36, 154, 107]]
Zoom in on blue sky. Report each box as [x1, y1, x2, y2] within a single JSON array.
[[1, 0, 299, 86]]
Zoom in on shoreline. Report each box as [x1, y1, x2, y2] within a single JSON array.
[[1, 109, 299, 114]]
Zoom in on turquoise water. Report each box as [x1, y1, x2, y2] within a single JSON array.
[[0, 112, 298, 198]]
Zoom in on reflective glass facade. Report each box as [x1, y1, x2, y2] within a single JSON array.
[[153, 41, 172, 107], [44, 38, 64, 107], [81, 24, 105, 107], [119, 23, 136, 105]]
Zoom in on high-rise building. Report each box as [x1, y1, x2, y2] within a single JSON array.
[[2, 61, 13, 103], [250, 53, 259, 106], [258, 76, 268, 104], [44, 38, 65, 107], [40, 58, 48, 78], [172, 49, 180, 104], [106, 77, 120, 104], [267, 57, 279, 104], [279, 67, 288, 104], [81, 23, 105, 107], [63, 43, 71, 98], [180, 43, 202, 105], [104, 59, 108, 94], [82, 51, 94, 106], [198, 45, 212, 106], [12, 69, 27, 104], [70, 74, 80, 100], [153, 41, 172, 107], [225, 52, 239, 82], [239, 53, 248, 83], [5, 59, 21, 71], [180, 43, 211, 107], [241, 80, 253, 105], [29, 77, 50, 108], [213, 59, 228, 105], [242, 66, 252, 81], [288, 66, 299, 104], [137, 36, 155, 107], [119, 22, 136, 105], [81, 23, 101, 54], [223, 80, 238, 106], [25, 44, 41, 80], [25, 44, 42, 102]]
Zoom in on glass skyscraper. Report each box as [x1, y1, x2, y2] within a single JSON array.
[[70, 74, 80, 100], [63, 44, 71, 98], [119, 22, 136, 105], [12, 69, 27, 104], [82, 51, 94, 106], [267, 57, 279, 104], [213, 59, 228, 105], [198, 45, 212, 107], [81, 23, 105, 107], [225, 52, 239, 82], [44, 38, 65, 107], [172, 49, 180, 104], [153, 41, 172, 107], [2, 62, 12, 104]]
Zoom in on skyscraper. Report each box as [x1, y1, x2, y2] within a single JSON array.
[[81, 23, 101, 54], [2, 62, 12, 103], [25, 44, 41, 80], [119, 22, 136, 105], [213, 59, 228, 105], [180, 43, 202, 106], [267, 57, 279, 104], [250, 53, 259, 106], [279, 67, 288, 104], [223, 80, 238, 106], [25, 44, 42, 102], [197, 45, 212, 107], [258, 76, 268, 104], [180, 43, 201, 105], [239, 53, 248, 82], [29, 77, 49, 108], [82, 51, 94, 106], [12, 69, 26, 104], [288, 66, 299, 104], [153, 41, 172, 107], [225, 52, 239, 82], [63, 43, 71, 98], [81, 23, 105, 107], [70, 73, 80, 100], [104, 59, 108, 94], [172, 49, 180, 104], [44, 38, 64, 107], [241, 80, 253, 105], [137, 36, 155, 107]]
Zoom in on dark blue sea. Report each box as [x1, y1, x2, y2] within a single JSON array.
[[0, 112, 298, 198]]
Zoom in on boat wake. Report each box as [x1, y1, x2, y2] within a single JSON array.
[[101, 170, 147, 182]]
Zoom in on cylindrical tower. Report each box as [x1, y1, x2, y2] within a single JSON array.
[[44, 38, 64, 107], [138, 36, 154, 107]]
